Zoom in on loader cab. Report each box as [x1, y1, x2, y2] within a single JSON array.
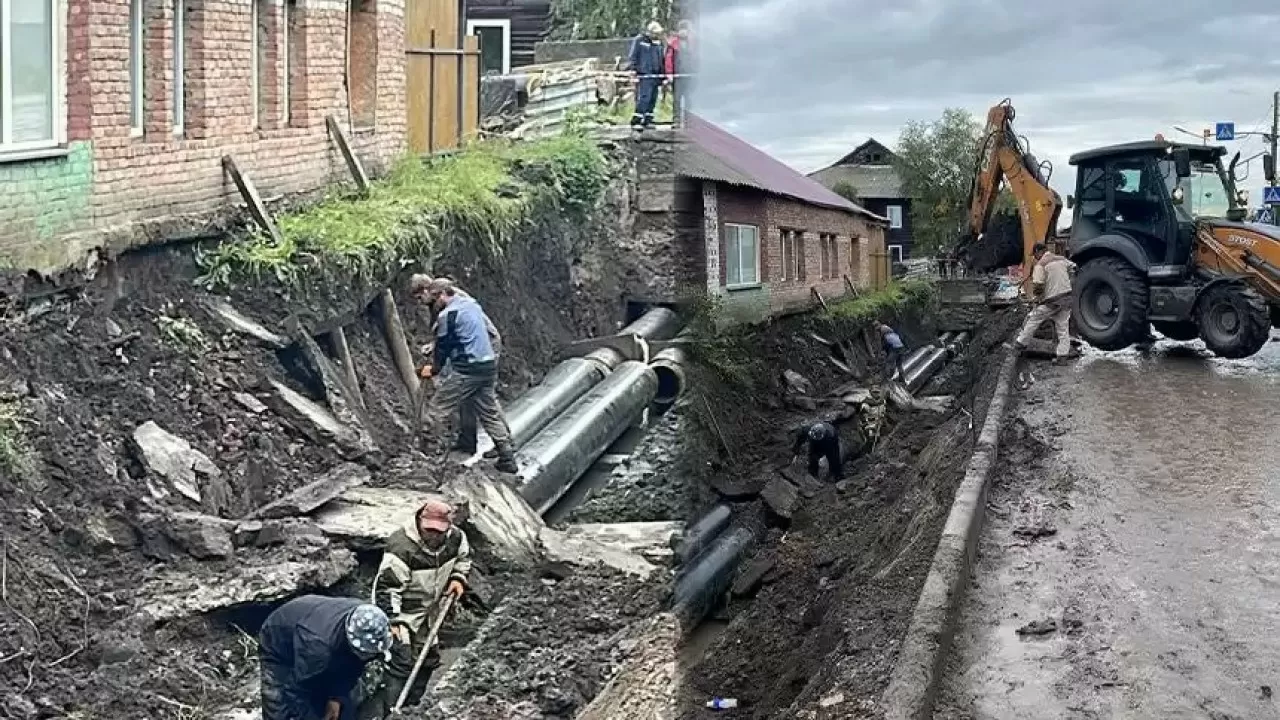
[[1068, 141, 1226, 281]]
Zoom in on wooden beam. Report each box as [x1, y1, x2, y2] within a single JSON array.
[[811, 286, 830, 311], [329, 326, 366, 411], [325, 117, 370, 195], [377, 289, 421, 401], [221, 155, 283, 245]]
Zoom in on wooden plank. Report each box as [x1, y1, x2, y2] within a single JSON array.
[[432, 45, 459, 150], [426, 0, 458, 48], [325, 116, 370, 194], [405, 0, 432, 154], [221, 155, 283, 246]]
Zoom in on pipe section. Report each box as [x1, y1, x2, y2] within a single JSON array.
[[904, 332, 970, 393], [503, 307, 681, 449], [651, 329, 692, 404], [516, 361, 660, 515], [670, 527, 755, 625], [673, 503, 732, 566]]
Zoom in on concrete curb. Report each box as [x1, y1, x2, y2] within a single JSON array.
[[880, 349, 1021, 720]]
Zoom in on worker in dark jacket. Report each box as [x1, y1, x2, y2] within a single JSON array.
[[790, 420, 844, 482], [258, 596, 392, 720], [627, 21, 666, 131], [873, 320, 908, 381]]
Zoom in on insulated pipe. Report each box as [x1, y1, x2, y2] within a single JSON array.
[[517, 361, 660, 515], [673, 503, 732, 566], [900, 332, 956, 377], [670, 527, 756, 626], [503, 307, 681, 449], [651, 329, 692, 405], [904, 332, 971, 393]]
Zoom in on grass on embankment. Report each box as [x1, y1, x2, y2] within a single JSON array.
[[196, 133, 610, 289], [824, 279, 937, 323]]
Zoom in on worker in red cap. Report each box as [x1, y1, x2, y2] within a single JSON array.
[[358, 500, 471, 718]]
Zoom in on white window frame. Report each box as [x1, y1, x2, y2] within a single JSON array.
[[724, 222, 760, 288], [466, 18, 511, 75], [250, 0, 260, 129], [282, 0, 292, 125], [129, 0, 145, 136], [889, 244, 904, 263], [0, 0, 67, 153], [172, 0, 184, 135], [887, 204, 903, 229]]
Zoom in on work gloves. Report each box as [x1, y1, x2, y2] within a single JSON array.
[[390, 624, 411, 645], [419, 365, 435, 380], [446, 580, 465, 600]]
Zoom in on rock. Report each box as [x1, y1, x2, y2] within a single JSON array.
[[313, 486, 439, 551], [787, 395, 818, 411], [201, 299, 288, 348], [104, 318, 124, 338], [731, 552, 777, 598], [443, 469, 545, 566], [1013, 521, 1057, 539], [708, 475, 766, 500], [761, 477, 799, 520], [540, 522, 682, 577], [819, 692, 846, 708], [7, 694, 36, 719], [130, 421, 220, 504], [168, 512, 236, 559], [783, 369, 813, 395], [247, 462, 370, 520], [94, 628, 145, 667], [840, 389, 873, 406], [233, 392, 268, 414], [266, 380, 366, 456], [1015, 618, 1058, 636]]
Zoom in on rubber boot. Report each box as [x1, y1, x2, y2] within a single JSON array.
[[451, 437, 476, 454], [493, 443, 518, 474]]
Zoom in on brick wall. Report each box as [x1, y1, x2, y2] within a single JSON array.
[[0, 0, 410, 275], [702, 181, 886, 324]]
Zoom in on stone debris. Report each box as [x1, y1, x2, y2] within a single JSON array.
[[1015, 618, 1058, 636], [247, 461, 370, 520], [312, 486, 440, 551], [540, 521, 682, 577], [783, 369, 814, 395], [130, 421, 221, 504], [575, 614, 683, 720], [1013, 521, 1058, 539], [266, 379, 363, 451], [232, 391, 268, 414], [444, 469, 545, 566], [761, 477, 799, 520], [290, 325, 378, 457], [731, 552, 777, 598]]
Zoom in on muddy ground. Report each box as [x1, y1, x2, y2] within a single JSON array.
[[669, 303, 1023, 719], [937, 338, 1280, 720], [0, 144, 646, 717]]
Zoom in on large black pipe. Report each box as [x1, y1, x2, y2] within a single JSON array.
[[650, 332, 691, 404], [502, 307, 681, 449], [670, 527, 755, 626], [516, 361, 660, 515], [904, 332, 970, 392], [673, 503, 732, 566]]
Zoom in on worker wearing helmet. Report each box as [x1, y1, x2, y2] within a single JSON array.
[[359, 500, 471, 718], [258, 596, 392, 720], [790, 420, 844, 482]]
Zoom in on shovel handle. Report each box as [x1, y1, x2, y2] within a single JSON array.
[[390, 594, 455, 713]]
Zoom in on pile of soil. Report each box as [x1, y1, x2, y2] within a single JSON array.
[[426, 565, 667, 720], [0, 165, 636, 715], [669, 304, 1023, 719]]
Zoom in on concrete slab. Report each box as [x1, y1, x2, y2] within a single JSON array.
[[444, 471, 544, 566], [130, 421, 220, 504], [312, 486, 440, 551], [540, 521, 683, 577], [266, 379, 362, 450], [290, 324, 377, 457], [200, 299, 288, 349], [247, 462, 370, 520]]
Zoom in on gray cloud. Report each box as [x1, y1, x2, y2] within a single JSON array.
[[692, 1, 1280, 210]]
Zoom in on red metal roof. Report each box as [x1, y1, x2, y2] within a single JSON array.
[[679, 114, 887, 223]]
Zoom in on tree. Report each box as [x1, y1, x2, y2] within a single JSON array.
[[831, 181, 861, 205], [549, 0, 677, 41], [893, 108, 983, 255]]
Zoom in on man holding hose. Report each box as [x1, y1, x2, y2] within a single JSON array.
[[358, 499, 471, 718]]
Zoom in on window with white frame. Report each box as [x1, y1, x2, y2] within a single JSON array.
[[466, 18, 511, 76], [724, 223, 760, 287], [251, 0, 260, 129], [173, 0, 185, 134], [2, 0, 63, 151], [282, 0, 295, 125], [889, 244, 904, 263], [887, 204, 903, 229], [129, 0, 145, 134]]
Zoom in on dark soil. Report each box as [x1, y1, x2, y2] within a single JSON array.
[[0, 159, 637, 716], [671, 303, 1023, 719]]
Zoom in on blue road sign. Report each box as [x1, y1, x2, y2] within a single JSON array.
[[1264, 186, 1280, 204], [1215, 122, 1235, 141]]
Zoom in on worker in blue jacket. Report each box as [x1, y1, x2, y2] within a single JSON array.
[[627, 21, 667, 131], [258, 596, 392, 720]]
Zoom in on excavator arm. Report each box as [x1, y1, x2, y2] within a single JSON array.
[[955, 99, 1064, 276]]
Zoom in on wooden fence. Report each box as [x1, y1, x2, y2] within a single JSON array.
[[405, 0, 481, 153]]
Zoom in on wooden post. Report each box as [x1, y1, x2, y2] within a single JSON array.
[[329, 326, 366, 410], [325, 117, 370, 195], [378, 289, 421, 400], [221, 155, 283, 245]]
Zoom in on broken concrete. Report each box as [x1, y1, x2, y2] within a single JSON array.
[[312, 486, 439, 551], [246, 462, 369, 520], [135, 511, 237, 559], [540, 521, 682, 577], [732, 551, 778, 598], [761, 476, 799, 520], [443, 469, 545, 566], [232, 391, 268, 414], [290, 324, 378, 457], [266, 379, 363, 450], [137, 548, 356, 622], [130, 421, 220, 504], [200, 298, 288, 348]]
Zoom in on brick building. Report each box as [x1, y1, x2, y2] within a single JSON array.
[[675, 114, 889, 324], [0, 0, 411, 275]]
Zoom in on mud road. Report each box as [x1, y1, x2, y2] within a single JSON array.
[[937, 336, 1280, 719]]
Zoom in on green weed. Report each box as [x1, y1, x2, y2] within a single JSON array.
[[825, 279, 937, 322], [0, 399, 30, 473], [196, 134, 609, 289]]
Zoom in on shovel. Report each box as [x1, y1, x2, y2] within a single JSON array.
[[391, 593, 456, 714]]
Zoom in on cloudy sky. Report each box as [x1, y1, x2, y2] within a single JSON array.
[[692, 0, 1280, 214]]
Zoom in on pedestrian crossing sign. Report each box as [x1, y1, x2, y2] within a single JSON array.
[[1264, 186, 1280, 204]]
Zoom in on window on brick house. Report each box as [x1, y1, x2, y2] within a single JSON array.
[[251, 0, 261, 128], [129, 0, 145, 135], [780, 229, 805, 281], [282, 0, 296, 125], [1, 0, 62, 151], [724, 223, 760, 287], [818, 233, 837, 279], [173, 0, 185, 134], [347, 0, 378, 129]]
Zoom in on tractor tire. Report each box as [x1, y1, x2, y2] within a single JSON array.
[[1151, 321, 1199, 341], [1194, 281, 1270, 359], [963, 213, 1023, 273], [1073, 256, 1150, 350]]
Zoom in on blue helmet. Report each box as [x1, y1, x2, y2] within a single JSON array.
[[808, 423, 829, 442], [345, 604, 392, 660]]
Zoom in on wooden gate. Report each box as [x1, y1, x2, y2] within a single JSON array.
[[870, 252, 891, 290], [405, 0, 481, 154]]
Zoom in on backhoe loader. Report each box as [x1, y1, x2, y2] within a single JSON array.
[[954, 99, 1280, 358]]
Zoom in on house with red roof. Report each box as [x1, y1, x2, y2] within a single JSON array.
[[675, 114, 891, 323]]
